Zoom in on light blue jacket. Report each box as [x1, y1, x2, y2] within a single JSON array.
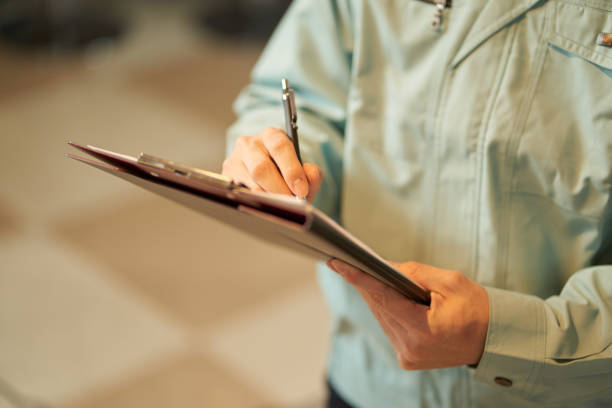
[[227, 1, 612, 406]]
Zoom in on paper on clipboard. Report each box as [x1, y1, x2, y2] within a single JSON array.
[[66, 142, 431, 306]]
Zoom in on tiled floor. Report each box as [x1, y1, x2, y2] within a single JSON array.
[[0, 3, 329, 407], [64, 354, 271, 408], [55, 195, 316, 328]]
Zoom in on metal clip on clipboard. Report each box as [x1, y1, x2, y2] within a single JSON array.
[[137, 153, 247, 191]]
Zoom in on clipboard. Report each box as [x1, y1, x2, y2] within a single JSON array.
[[66, 142, 431, 306]]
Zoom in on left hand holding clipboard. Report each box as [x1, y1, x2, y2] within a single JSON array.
[[327, 258, 490, 370]]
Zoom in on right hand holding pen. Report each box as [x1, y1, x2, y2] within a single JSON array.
[[222, 127, 323, 202]]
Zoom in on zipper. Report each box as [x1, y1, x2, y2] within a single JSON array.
[[417, 0, 452, 30]]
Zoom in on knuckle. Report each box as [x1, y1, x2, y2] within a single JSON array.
[[247, 136, 261, 149], [250, 160, 273, 181], [266, 134, 290, 154], [263, 125, 282, 133], [261, 126, 283, 138], [398, 358, 412, 370], [236, 135, 250, 146], [221, 158, 232, 173], [446, 270, 464, 286], [396, 351, 416, 370], [403, 261, 424, 277]]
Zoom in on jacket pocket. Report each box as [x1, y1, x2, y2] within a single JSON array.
[[511, 0, 612, 218], [548, 0, 612, 71]]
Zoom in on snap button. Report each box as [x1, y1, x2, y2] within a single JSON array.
[[597, 33, 612, 48], [494, 377, 513, 387]]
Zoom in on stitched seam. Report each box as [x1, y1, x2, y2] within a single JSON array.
[[426, 42, 456, 264], [522, 297, 542, 397], [470, 23, 519, 283], [554, 0, 612, 12], [474, 289, 496, 387], [508, 16, 557, 196], [452, 0, 542, 67], [500, 11, 550, 291], [550, 33, 612, 66], [428, 74, 450, 265], [532, 298, 548, 399]]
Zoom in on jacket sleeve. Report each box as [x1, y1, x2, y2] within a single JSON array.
[[226, 0, 353, 219], [474, 267, 612, 404]]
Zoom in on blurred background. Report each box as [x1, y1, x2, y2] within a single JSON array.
[[0, 0, 330, 407]]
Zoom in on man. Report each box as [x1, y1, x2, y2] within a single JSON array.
[[223, 1, 612, 406]]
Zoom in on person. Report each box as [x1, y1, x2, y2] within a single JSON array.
[[223, 0, 612, 407]]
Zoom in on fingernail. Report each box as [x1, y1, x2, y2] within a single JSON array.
[[293, 178, 309, 198]]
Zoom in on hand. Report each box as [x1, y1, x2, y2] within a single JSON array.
[[327, 259, 490, 369], [222, 127, 323, 202]]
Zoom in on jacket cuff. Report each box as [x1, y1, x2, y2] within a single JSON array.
[[473, 287, 547, 397]]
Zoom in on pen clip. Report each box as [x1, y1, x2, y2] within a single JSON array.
[[282, 78, 303, 166], [282, 79, 297, 127]]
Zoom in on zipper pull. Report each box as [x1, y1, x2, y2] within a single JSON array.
[[432, 0, 449, 30]]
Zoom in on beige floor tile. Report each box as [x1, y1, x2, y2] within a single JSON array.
[[0, 237, 185, 405], [54, 194, 317, 328], [62, 353, 271, 408], [200, 278, 330, 407]]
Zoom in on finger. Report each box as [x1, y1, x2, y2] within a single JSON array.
[[328, 259, 396, 299], [237, 136, 292, 195], [367, 299, 402, 344], [260, 127, 309, 197], [354, 284, 421, 352], [328, 259, 427, 321], [303, 163, 323, 202], [221, 156, 263, 191], [398, 262, 465, 294], [357, 296, 417, 370]]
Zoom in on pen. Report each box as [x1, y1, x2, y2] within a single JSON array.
[[281, 78, 302, 164]]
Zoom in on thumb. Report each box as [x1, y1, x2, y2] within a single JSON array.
[[303, 163, 323, 202], [394, 262, 443, 291], [396, 261, 464, 294]]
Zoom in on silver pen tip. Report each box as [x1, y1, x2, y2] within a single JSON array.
[[281, 78, 289, 91]]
